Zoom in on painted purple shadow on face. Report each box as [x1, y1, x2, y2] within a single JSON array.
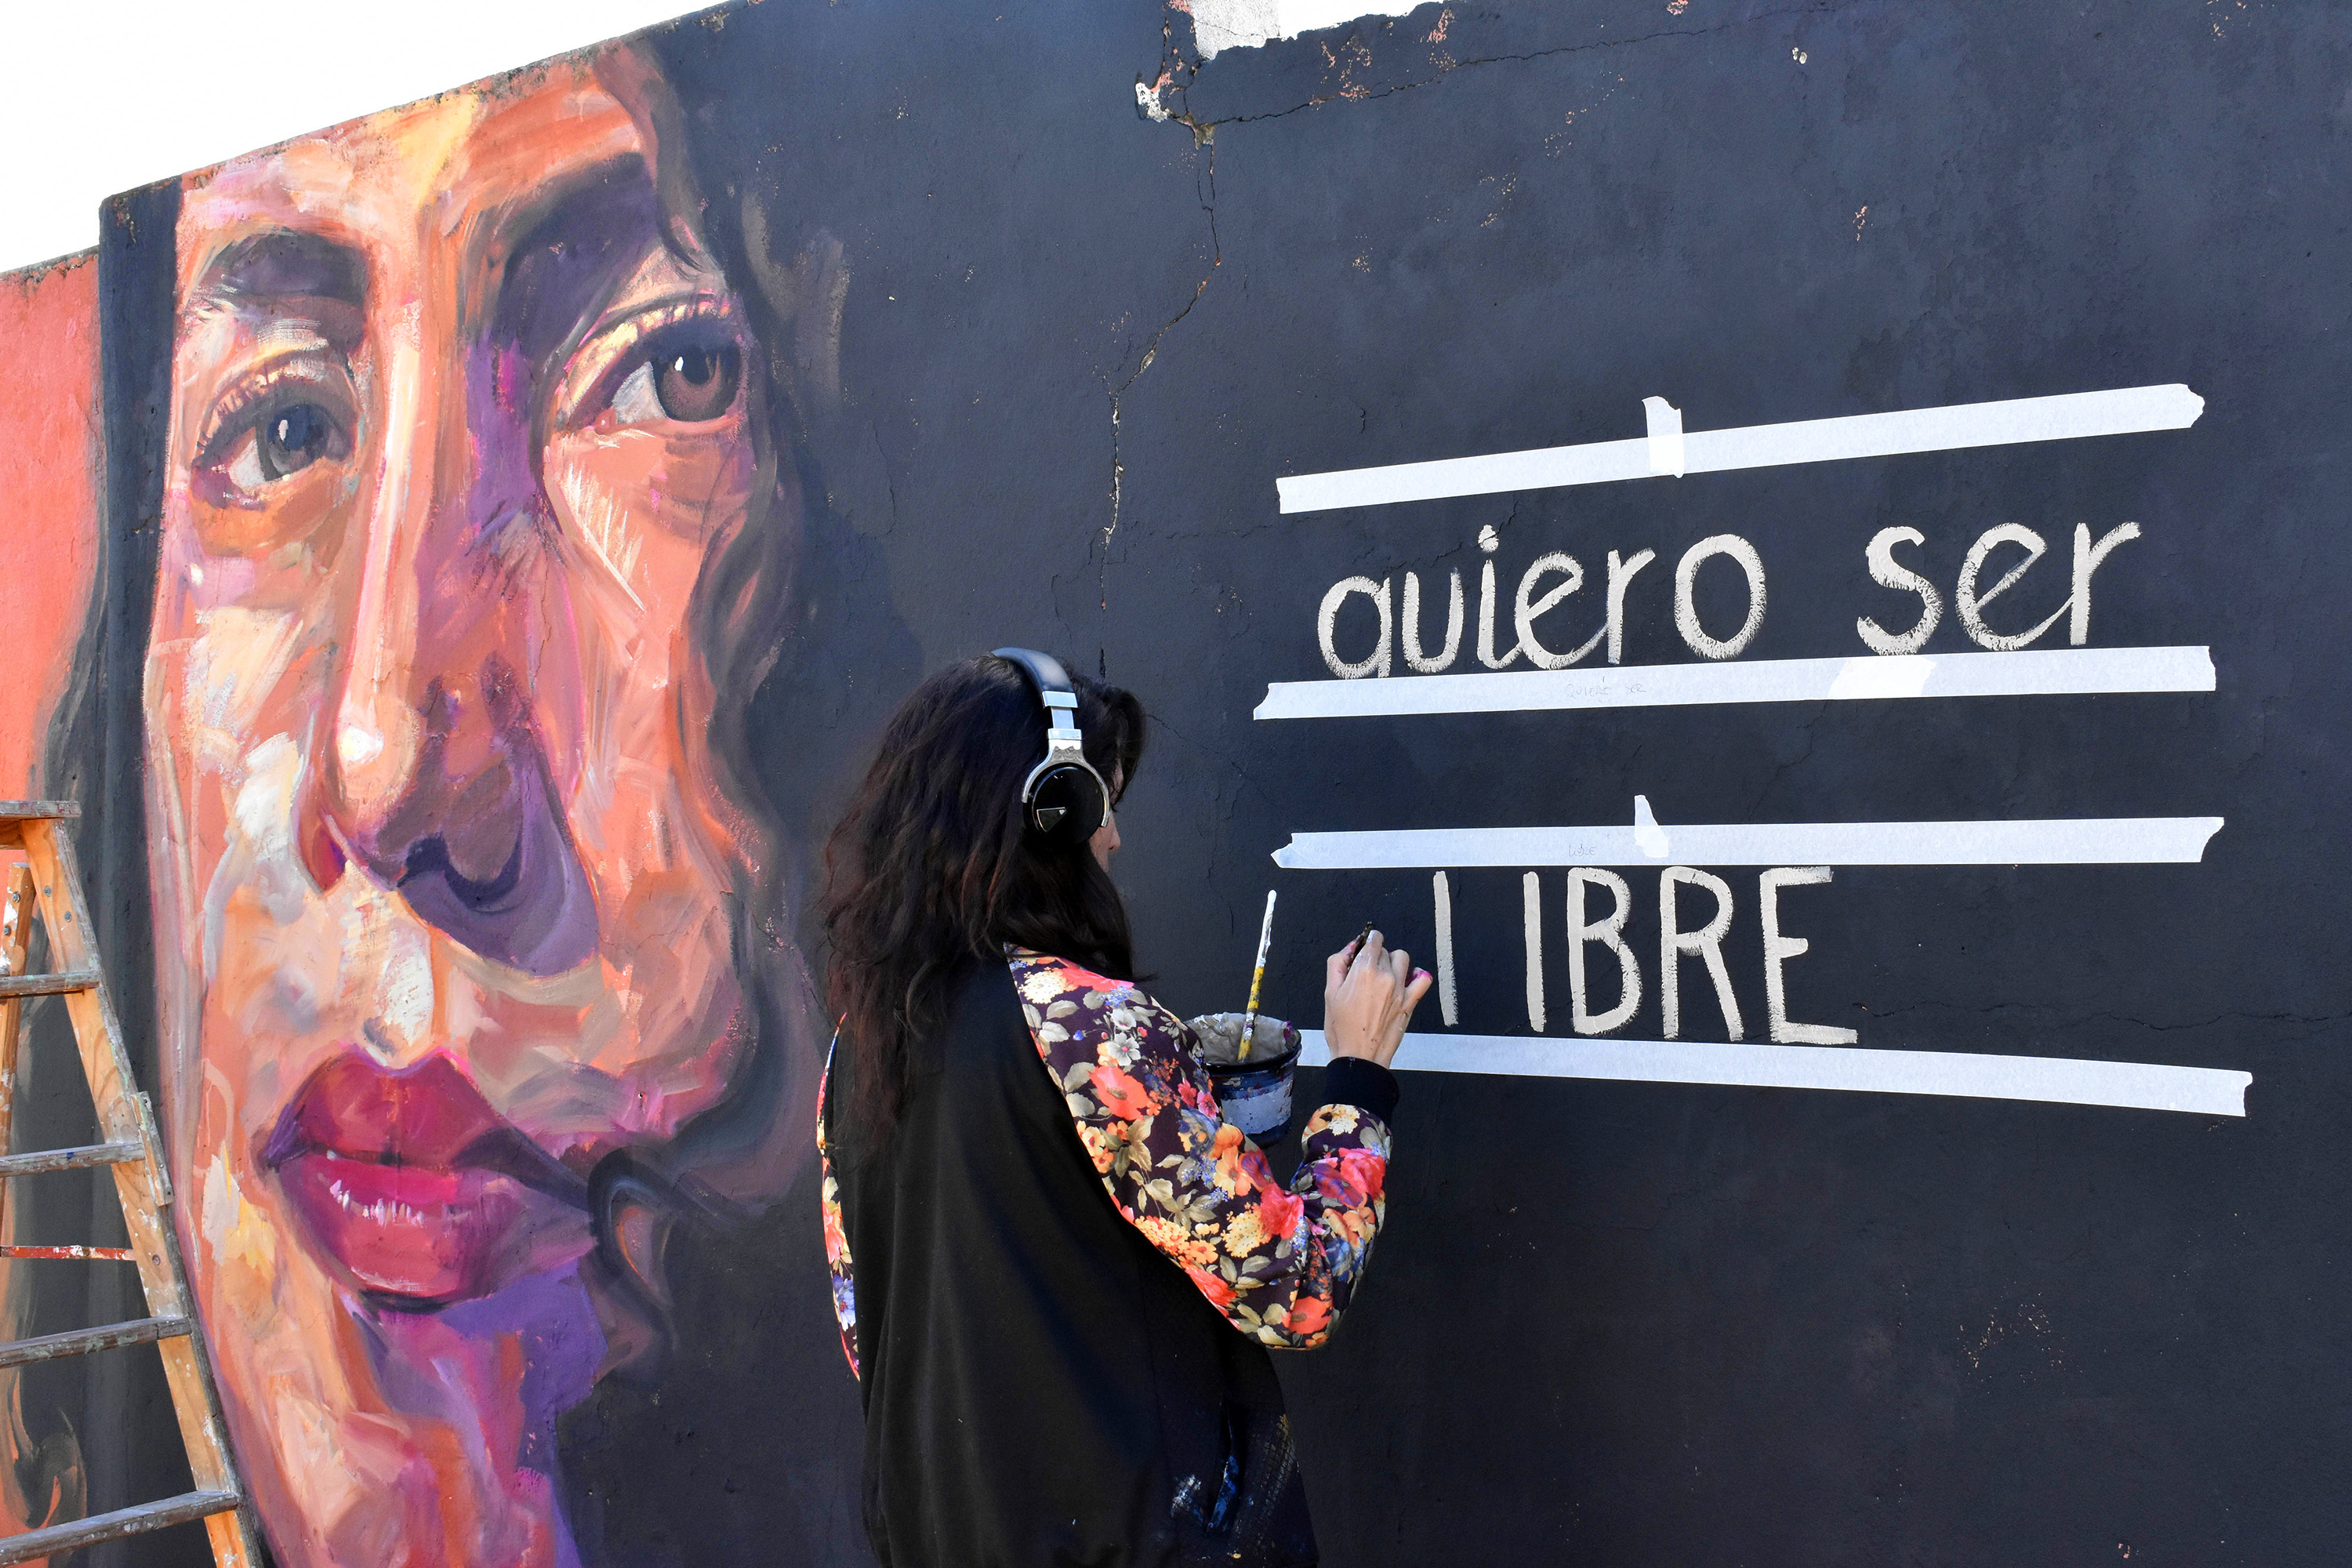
[[395, 762, 600, 975], [379, 172, 666, 975], [463, 166, 666, 547]]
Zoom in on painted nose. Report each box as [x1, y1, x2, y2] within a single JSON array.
[[297, 327, 597, 975], [307, 659, 598, 976]]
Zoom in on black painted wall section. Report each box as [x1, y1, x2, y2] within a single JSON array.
[[86, 177, 198, 1568], [71, 2, 2352, 1563]]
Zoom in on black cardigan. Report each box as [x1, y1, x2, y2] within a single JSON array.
[[823, 959, 1397, 1567]]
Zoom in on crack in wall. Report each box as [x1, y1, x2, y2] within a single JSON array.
[[1105, 0, 1857, 626], [865, 417, 899, 536], [1102, 59, 1224, 612], [1105, 1, 1863, 624]]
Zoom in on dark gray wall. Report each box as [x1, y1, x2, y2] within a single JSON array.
[[80, 1, 2352, 1562]]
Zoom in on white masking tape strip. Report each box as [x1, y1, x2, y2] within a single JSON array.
[[1642, 395, 1685, 477], [1274, 383, 2205, 514], [1272, 815, 2223, 869], [1297, 1032, 2249, 1116], [1254, 645, 2215, 720]]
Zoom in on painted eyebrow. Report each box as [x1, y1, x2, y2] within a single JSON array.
[[192, 230, 367, 307], [495, 162, 666, 366]]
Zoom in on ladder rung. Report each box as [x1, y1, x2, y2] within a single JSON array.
[[0, 801, 78, 824], [0, 971, 99, 999], [0, 811, 260, 1568], [0, 1141, 143, 1178], [0, 1314, 190, 1369], [0, 1488, 238, 1566]]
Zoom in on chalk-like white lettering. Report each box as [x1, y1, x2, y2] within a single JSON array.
[[1515, 552, 1604, 670], [1759, 866, 1857, 1045], [1660, 865, 1743, 1041], [1605, 547, 1655, 666], [1523, 870, 1546, 1032], [1568, 867, 1641, 1034], [1956, 523, 2067, 652], [1319, 575, 1392, 678], [2070, 521, 2140, 645], [1856, 525, 1944, 656], [1674, 534, 1766, 659], [1433, 870, 1457, 1027], [1402, 569, 1465, 673], [1479, 525, 1522, 670]]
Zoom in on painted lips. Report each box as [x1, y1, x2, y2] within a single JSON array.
[[260, 1051, 590, 1307]]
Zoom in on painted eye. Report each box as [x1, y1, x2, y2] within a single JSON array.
[[257, 404, 338, 480], [608, 328, 742, 426], [655, 343, 740, 420], [187, 379, 356, 554], [212, 399, 351, 494]]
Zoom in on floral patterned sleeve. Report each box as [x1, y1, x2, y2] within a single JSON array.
[[1008, 948, 1394, 1350], [816, 1040, 859, 1379]]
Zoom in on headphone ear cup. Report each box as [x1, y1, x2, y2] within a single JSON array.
[[1028, 764, 1106, 839]]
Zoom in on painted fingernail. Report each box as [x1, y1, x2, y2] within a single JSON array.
[[1413, 969, 1431, 982]]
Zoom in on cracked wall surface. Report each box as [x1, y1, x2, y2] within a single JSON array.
[[5, 0, 2350, 1561], [817, 3, 2352, 1559]]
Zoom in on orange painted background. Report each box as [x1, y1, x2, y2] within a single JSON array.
[[0, 256, 100, 798]]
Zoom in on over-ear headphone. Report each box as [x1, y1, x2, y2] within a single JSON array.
[[993, 648, 1112, 840]]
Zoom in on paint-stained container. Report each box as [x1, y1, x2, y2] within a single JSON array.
[[1189, 1013, 1301, 1142]]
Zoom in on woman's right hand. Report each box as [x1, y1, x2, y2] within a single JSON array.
[[1322, 930, 1432, 1068]]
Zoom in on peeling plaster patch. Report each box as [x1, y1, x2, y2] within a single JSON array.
[[1854, 204, 1868, 240], [1541, 77, 1628, 159], [1479, 171, 1519, 227], [1177, 0, 1277, 58], [2208, 0, 2257, 39], [1181, 0, 1428, 60], [1961, 1301, 2063, 1376]]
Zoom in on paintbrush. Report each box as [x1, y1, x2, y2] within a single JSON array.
[[1237, 889, 1278, 1060]]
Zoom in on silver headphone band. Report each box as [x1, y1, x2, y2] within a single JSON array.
[[993, 646, 1112, 828]]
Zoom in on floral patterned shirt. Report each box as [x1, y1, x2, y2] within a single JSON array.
[[816, 1059, 858, 1374], [818, 950, 1395, 1375]]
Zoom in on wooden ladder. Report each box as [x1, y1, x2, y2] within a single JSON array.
[[0, 804, 257, 1566]]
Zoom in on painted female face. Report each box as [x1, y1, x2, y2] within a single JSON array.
[[143, 53, 775, 1566]]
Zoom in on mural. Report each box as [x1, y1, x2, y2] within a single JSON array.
[[2, 28, 886, 1568], [140, 45, 827, 1565], [5, 0, 2352, 1563]]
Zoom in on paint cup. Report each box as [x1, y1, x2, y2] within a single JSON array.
[[1189, 1013, 1301, 1142]]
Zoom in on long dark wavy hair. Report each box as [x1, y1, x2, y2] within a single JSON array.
[[821, 655, 1146, 1140]]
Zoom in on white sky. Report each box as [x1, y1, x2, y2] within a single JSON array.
[[0, 0, 711, 274], [0, 0, 1421, 274]]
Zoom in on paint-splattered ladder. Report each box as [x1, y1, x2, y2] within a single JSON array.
[[0, 804, 259, 1567]]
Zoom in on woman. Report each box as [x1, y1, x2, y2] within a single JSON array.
[[818, 652, 1432, 1566]]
